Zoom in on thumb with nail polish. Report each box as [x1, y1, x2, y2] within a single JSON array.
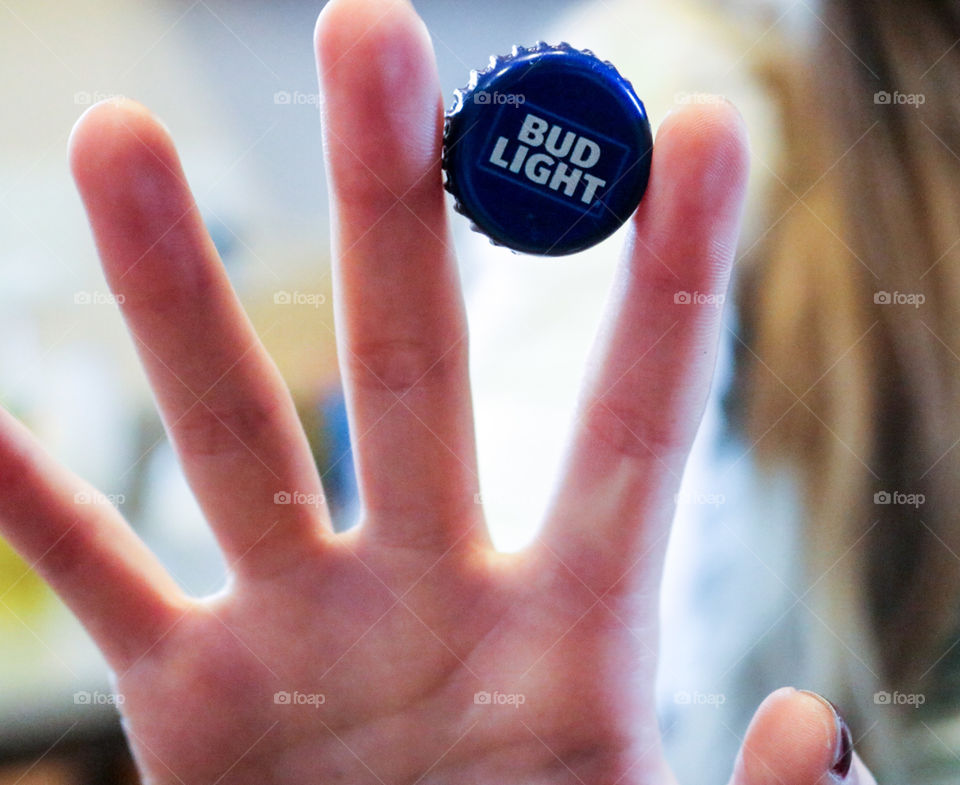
[[730, 688, 878, 785]]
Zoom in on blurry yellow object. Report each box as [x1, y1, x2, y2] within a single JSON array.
[[0, 537, 50, 622]]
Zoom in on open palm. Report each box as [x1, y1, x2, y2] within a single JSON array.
[[0, 0, 875, 783]]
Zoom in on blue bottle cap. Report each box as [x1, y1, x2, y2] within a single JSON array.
[[443, 42, 653, 256]]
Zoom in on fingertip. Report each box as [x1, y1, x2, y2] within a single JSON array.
[[314, 0, 441, 208], [314, 0, 427, 77], [68, 97, 179, 194], [734, 686, 847, 785], [644, 99, 750, 225], [67, 97, 206, 289], [655, 98, 749, 174], [629, 96, 750, 292]]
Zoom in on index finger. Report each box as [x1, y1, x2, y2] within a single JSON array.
[[536, 101, 750, 592]]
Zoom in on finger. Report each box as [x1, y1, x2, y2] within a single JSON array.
[[730, 687, 874, 785], [0, 408, 186, 668], [315, 0, 484, 550], [536, 101, 749, 590], [68, 99, 329, 576]]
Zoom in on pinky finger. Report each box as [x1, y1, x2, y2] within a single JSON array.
[[0, 407, 187, 668]]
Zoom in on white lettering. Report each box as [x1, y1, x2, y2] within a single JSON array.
[[545, 127, 575, 158], [486, 115, 609, 203], [580, 173, 606, 204], [524, 153, 555, 184], [570, 137, 601, 168], [517, 114, 549, 147], [488, 136, 511, 168], [508, 144, 528, 173], [549, 162, 582, 197]]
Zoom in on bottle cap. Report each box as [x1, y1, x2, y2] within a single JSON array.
[[442, 42, 653, 256]]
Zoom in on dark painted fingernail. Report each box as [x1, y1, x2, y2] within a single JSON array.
[[798, 690, 853, 779]]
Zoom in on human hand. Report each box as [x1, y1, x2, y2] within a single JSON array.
[[0, 0, 878, 782]]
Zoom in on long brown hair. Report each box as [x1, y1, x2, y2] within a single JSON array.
[[732, 0, 960, 765]]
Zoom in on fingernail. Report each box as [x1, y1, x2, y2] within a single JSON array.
[[798, 690, 853, 780]]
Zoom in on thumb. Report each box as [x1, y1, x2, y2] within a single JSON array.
[[729, 687, 878, 785]]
